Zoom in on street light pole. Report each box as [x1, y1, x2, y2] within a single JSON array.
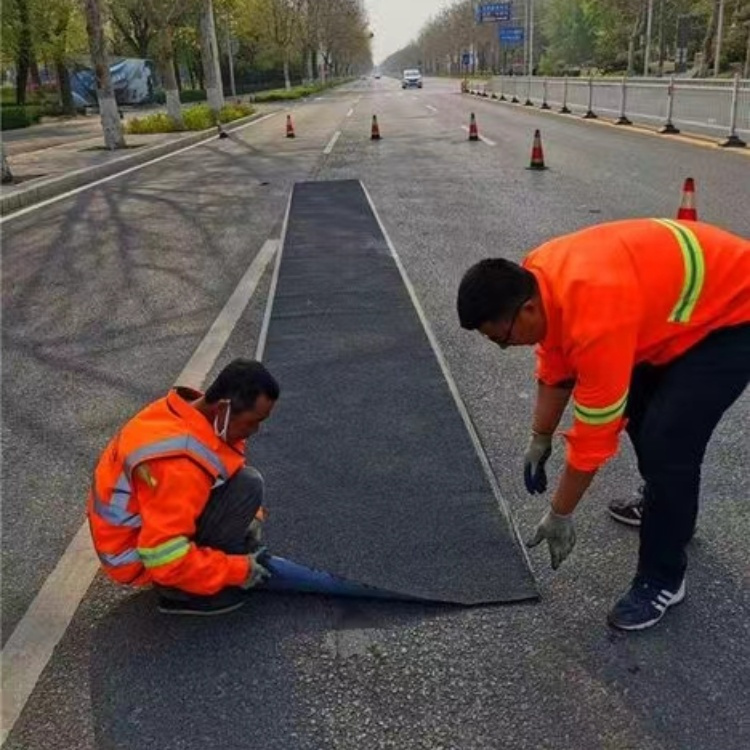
[[714, 0, 725, 77], [644, 0, 654, 76], [225, 14, 236, 98], [529, 0, 534, 76]]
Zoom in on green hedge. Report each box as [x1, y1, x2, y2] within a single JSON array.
[[126, 102, 255, 134], [1, 105, 43, 130], [252, 79, 350, 102]]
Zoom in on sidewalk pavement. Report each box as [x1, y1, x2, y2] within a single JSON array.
[[0, 106, 274, 216]]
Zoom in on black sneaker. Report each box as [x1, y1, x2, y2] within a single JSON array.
[[608, 578, 686, 631], [608, 485, 645, 527], [157, 588, 248, 616]]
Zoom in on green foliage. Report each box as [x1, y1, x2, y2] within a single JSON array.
[[126, 102, 255, 134], [153, 89, 207, 105], [1, 105, 43, 130], [252, 80, 343, 102]]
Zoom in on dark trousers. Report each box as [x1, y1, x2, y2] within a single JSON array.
[[157, 467, 264, 601], [626, 325, 750, 588]]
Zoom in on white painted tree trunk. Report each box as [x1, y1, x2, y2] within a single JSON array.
[[283, 56, 291, 90], [83, 0, 126, 150], [1, 146, 13, 184], [200, 0, 224, 113]]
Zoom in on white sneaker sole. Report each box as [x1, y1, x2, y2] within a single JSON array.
[[610, 580, 686, 631], [157, 599, 247, 616], [607, 507, 642, 527]]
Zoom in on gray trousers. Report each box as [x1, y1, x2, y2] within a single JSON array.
[[157, 467, 264, 601]]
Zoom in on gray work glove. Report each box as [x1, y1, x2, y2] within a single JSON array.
[[241, 548, 271, 590], [524, 432, 553, 494], [526, 508, 576, 570]]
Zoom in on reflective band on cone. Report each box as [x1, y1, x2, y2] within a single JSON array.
[[677, 177, 697, 221]]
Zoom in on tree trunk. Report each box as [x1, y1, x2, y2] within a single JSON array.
[[657, 0, 666, 77], [283, 55, 291, 90], [699, 0, 721, 76], [174, 58, 182, 92], [1, 146, 13, 185], [83, 0, 126, 149], [627, 3, 646, 77], [743, 21, 750, 79], [15, 0, 32, 105], [155, 26, 183, 127], [200, 0, 224, 112], [55, 57, 76, 115]]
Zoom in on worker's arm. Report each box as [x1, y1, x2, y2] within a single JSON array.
[[135, 457, 250, 595], [532, 379, 574, 435]]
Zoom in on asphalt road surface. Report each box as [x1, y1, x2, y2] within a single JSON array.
[[2, 76, 749, 750]]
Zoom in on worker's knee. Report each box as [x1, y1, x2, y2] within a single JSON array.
[[233, 466, 265, 501]]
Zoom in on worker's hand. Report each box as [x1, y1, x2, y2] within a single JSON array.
[[524, 432, 553, 494], [526, 508, 576, 570], [241, 549, 271, 590]]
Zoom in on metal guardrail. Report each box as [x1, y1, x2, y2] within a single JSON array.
[[467, 75, 749, 147]]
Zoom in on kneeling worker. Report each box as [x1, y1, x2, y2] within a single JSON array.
[[457, 219, 749, 631], [87, 359, 279, 615]]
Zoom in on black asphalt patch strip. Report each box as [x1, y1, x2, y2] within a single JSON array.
[[253, 179, 536, 605]]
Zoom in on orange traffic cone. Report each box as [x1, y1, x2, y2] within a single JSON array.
[[527, 129, 547, 170], [677, 177, 697, 220], [371, 115, 381, 140], [286, 114, 296, 138], [468, 112, 479, 141]]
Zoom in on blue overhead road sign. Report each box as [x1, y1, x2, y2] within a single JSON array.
[[499, 26, 524, 44], [476, 2, 512, 23]]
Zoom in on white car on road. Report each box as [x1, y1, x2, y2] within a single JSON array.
[[402, 69, 423, 89]]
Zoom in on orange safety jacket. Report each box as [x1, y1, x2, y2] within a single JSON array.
[[523, 219, 750, 472], [87, 387, 251, 595]]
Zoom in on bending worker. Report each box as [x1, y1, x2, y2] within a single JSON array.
[[87, 359, 279, 616], [457, 218, 749, 631]]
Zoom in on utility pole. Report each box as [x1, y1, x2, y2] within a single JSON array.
[[714, 0, 726, 77], [529, 0, 534, 75], [644, 0, 655, 76]]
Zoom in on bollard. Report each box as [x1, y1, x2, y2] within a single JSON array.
[[660, 76, 680, 134], [511, 77, 519, 104], [583, 75, 598, 119], [560, 75, 571, 114], [720, 73, 747, 148], [541, 79, 551, 109], [524, 75, 534, 106], [615, 76, 632, 125], [499, 75, 506, 101], [1, 146, 13, 185]]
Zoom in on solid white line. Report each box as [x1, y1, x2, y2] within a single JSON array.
[[256, 189, 293, 360], [460, 125, 496, 146], [176, 239, 280, 387], [346, 108, 354, 117], [358, 181, 534, 577], [0, 113, 278, 224], [426, 105, 438, 113], [323, 130, 342, 155], [0, 227, 283, 745]]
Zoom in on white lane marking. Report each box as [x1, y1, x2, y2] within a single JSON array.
[[0, 229, 285, 746], [0, 113, 278, 224], [460, 125, 496, 146], [175, 239, 280, 387], [358, 181, 535, 577], [346, 108, 354, 117], [323, 130, 342, 155], [426, 105, 438, 113], [256, 189, 292, 359]]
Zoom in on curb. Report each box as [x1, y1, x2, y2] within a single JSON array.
[[0, 111, 266, 217]]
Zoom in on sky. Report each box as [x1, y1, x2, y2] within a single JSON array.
[[366, 0, 451, 64]]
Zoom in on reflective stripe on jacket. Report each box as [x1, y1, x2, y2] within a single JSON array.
[[523, 219, 750, 471], [87, 388, 248, 592]]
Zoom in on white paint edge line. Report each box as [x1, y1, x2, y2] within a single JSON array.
[[323, 130, 342, 155], [460, 125, 496, 146], [426, 105, 438, 113], [176, 239, 280, 387], [256, 188, 293, 360], [0, 525, 98, 746], [358, 181, 536, 579], [0, 112, 278, 224], [0, 231, 282, 746]]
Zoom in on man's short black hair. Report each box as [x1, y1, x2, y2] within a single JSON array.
[[205, 359, 280, 412], [457, 259, 538, 330]]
